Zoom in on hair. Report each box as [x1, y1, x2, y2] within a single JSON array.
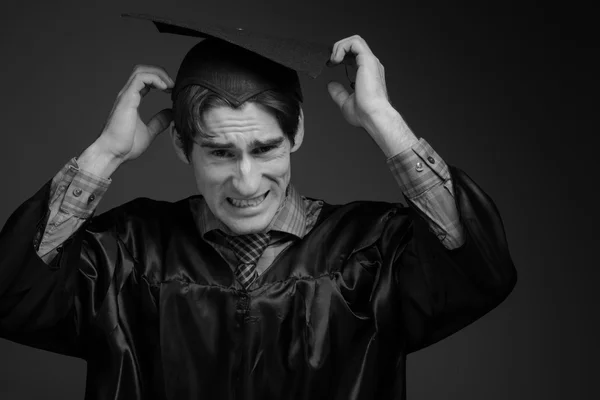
[[173, 86, 302, 162]]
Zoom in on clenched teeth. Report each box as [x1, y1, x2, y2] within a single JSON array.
[[228, 192, 268, 208]]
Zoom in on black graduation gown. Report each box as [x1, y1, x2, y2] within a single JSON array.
[[0, 166, 517, 400]]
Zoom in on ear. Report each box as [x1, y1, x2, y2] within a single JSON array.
[[290, 108, 304, 153], [170, 124, 191, 165]]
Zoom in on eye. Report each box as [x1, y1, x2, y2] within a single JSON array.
[[211, 150, 233, 158], [253, 145, 276, 155]]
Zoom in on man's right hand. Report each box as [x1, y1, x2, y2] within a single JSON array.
[[77, 66, 174, 178], [96, 65, 174, 162]]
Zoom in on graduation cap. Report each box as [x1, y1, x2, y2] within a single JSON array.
[[121, 13, 332, 106]]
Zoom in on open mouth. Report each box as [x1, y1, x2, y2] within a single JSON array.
[[227, 191, 269, 208]]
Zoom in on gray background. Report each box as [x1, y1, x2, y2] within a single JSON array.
[[0, 0, 596, 399]]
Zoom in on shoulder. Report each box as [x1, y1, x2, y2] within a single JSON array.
[[313, 198, 411, 225], [307, 198, 415, 248], [84, 196, 202, 275], [294, 198, 416, 261], [87, 195, 199, 235]]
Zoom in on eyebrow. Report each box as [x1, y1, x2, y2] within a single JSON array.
[[199, 137, 285, 150]]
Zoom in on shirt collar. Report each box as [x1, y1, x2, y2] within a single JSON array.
[[195, 184, 307, 239]]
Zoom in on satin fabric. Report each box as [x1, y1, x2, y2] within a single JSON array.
[[0, 166, 517, 400]]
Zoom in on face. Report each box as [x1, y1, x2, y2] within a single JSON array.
[[173, 102, 303, 235]]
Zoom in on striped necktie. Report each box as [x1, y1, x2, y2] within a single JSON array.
[[225, 233, 270, 289]]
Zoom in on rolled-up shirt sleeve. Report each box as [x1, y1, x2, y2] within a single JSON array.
[[386, 138, 465, 249], [38, 158, 111, 262]]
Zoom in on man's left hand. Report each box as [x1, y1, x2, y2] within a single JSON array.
[[328, 35, 418, 157]]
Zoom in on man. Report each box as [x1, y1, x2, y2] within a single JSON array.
[[0, 14, 516, 400]]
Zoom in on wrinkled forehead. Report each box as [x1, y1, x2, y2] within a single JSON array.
[[195, 103, 288, 147], [172, 39, 302, 107], [204, 108, 284, 137]]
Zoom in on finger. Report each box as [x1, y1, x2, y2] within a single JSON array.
[[330, 35, 372, 66], [145, 66, 175, 88], [146, 108, 174, 138], [327, 81, 350, 109], [129, 65, 175, 87], [326, 52, 356, 68], [328, 38, 345, 66], [139, 83, 152, 98], [124, 73, 169, 105]]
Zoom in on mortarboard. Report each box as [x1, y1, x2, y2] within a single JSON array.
[[121, 13, 332, 107]]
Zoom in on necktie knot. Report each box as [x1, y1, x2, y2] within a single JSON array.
[[225, 233, 270, 289]]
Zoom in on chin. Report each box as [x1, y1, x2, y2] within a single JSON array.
[[219, 209, 273, 234], [226, 219, 270, 235]]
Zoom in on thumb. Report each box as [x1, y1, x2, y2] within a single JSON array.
[[147, 108, 173, 138], [327, 81, 350, 110]]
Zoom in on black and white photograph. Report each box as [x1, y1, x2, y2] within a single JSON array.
[[0, 0, 595, 399]]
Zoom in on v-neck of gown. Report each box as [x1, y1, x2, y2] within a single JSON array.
[[188, 198, 337, 292]]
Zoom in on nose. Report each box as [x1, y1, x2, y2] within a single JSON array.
[[231, 155, 261, 197]]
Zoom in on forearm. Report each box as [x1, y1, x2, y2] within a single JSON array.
[[38, 157, 111, 262], [77, 139, 125, 179], [0, 173, 117, 356], [387, 138, 465, 249], [394, 164, 517, 353], [362, 105, 419, 158]]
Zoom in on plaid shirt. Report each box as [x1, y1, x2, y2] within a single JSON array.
[[193, 184, 323, 276], [37, 138, 464, 273]]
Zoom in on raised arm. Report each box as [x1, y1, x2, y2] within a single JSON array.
[[38, 65, 174, 263], [327, 35, 516, 352], [326, 35, 464, 249], [0, 65, 173, 355]]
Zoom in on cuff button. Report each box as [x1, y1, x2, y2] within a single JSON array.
[[88, 194, 96, 202], [415, 162, 424, 172], [427, 156, 435, 164], [73, 188, 82, 197]]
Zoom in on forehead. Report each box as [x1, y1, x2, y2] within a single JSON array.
[[202, 103, 282, 141]]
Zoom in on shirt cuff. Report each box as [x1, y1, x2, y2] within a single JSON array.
[[386, 138, 452, 199], [58, 157, 111, 218]]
